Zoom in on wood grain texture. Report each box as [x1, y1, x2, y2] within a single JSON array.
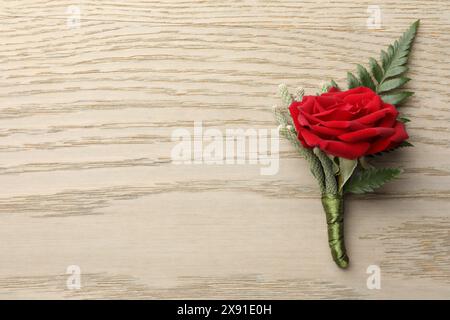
[[0, 0, 449, 299]]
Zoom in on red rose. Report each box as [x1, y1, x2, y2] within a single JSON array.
[[288, 87, 409, 159]]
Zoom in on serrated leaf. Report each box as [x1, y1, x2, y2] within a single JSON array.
[[340, 20, 420, 104], [347, 72, 361, 89], [344, 168, 403, 194], [388, 45, 394, 57], [381, 50, 389, 69], [356, 64, 376, 91], [375, 20, 419, 97], [345, 21, 419, 105], [384, 66, 408, 79], [391, 57, 409, 68], [382, 20, 419, 72], [381, 91, 414, 105], [338, 158, 358, 191], [378, 77, 410, 93], [369, 58, 383, 83], [400, 141, 414, 147], [398, 116, 411, 123]]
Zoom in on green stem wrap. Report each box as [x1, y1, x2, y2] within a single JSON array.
[[321, 194, 349, 269]]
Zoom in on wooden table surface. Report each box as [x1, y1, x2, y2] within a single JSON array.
[[0, 0, 449, 299]]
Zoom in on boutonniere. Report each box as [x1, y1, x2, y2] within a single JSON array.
[[273, 21, 420, 268]]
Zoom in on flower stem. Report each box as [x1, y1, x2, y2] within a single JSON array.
[[321, 194, 349, 268]]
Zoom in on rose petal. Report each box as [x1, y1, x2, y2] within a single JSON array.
[[314, 106, 354, 121], [299, 109, 322, 126], [377, 104, 399, 127], [365, 122, 409, 154], [327, 87, 340, 93], [338, 127, 395, 143], [310, 124, 347, 137], [301, 96, 315, 113], [300, 128, 370, 159], [288, 107, 300, 134], [356, 108, 390, 125], [316, 95, 339, 109], [290, 87, 406, 160], [324, 86, 371, 99], [364, 95, 383, 114], [332, 86, 374, 99], [313, 100, 326, 113], [321, 120, 367, 130], [365, 137, 392, 155], [389, 122, 409, 143]]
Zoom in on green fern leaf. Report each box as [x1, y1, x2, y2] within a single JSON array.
[[375, 20, 419, 95], [346, 20, 419, 106], [398, 116, 411, 123], [344, 168, 403, 194], [356, 64, 376, 91], [400, 141, 414, 147], [378, 77, 411, 93], [369, 58, 383, 83], [384, 66, 408, 79], [380, 50, 390, 69], [381, 91, 414, 105], [347, 72, 361, 89]]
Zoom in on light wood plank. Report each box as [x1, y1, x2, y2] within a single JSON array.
[[0, 0, 449, 299]]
